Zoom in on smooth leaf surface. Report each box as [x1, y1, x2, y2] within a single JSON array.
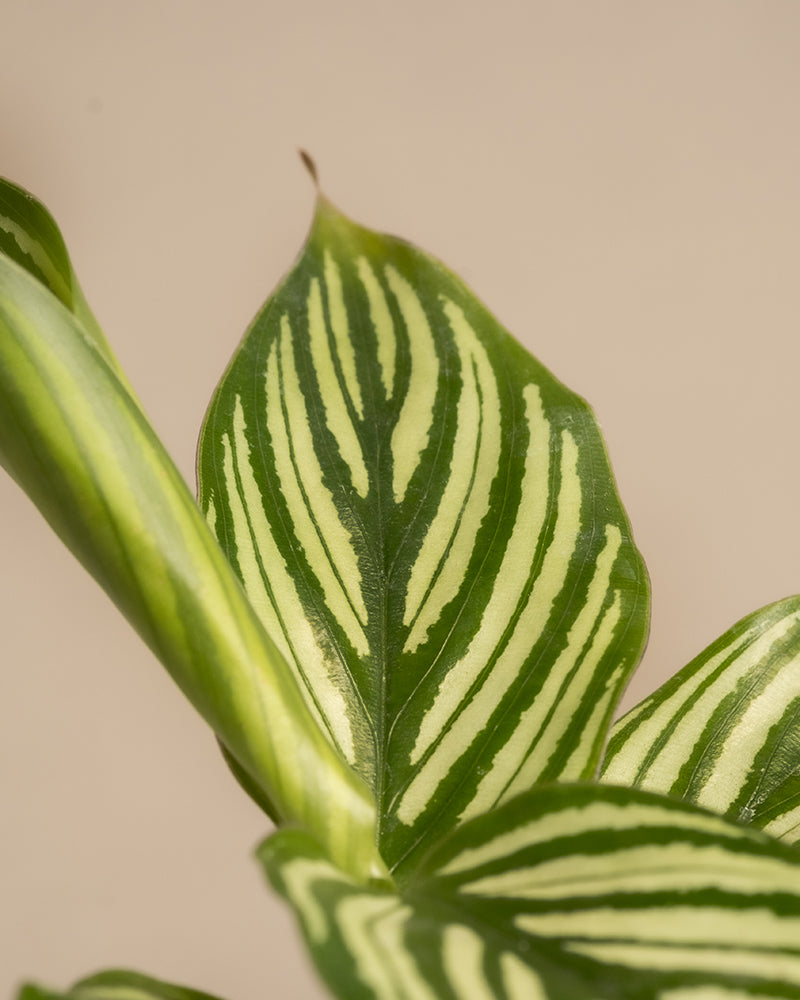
[[0, 178, 126, 382], [264, 783, 800, 1000], [601, 596, 800, 845], [199, 195, 650, 875], [0, 182, 381, 879], [17, 969, 226, 1000]]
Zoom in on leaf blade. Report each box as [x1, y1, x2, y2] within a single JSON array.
[[0, 177, 128, 381], [199, 196, 650, 873], [263, 784, 800, 1000], [601, 595, 800, 845], [17, 970, 227, 1000]]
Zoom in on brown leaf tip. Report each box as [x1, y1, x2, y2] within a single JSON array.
[[298, 149, 319, 188]]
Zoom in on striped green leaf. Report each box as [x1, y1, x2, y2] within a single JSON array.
[[263, 782, 800, 999], [198, 195, 650, 875], [601, 596, 800, 845], [0, 178, 382, 880], [0, 178, 127, 383], [17, 970, 226, 1000]]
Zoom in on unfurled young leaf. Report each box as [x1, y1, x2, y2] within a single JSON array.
[[601, 595, 800, 845], [0, 178, 381, 880], [198, 193, 650, 876], [0, 178, 127, 382]]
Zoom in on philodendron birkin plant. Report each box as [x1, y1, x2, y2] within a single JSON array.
[[3, 162, 800, 1000]]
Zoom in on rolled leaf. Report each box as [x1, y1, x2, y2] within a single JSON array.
[[17, 970, 226, 1000], [601, 595, 800, 845], [263, 783, 800, 999], [0, 178, 126, 381], [198, 194, 650, 875], [0, 181, 381, 879]]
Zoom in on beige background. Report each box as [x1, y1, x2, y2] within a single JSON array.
[[2, 3, 799, 998]]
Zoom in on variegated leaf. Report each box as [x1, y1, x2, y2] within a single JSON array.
[[0, 178, 381, 879], [0, 178, 127, 383], [198, 194, 650, 874], [17, 970, 226, 1000], [601, 595, 800, 845], [263, 783, 800, 1000]]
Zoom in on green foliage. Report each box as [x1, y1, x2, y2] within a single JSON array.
[[197, 195, 649, 876], [601, 595, 800, 842], [264, 785, 800, 1000], [3, 173, 800, 999], [0, 179, 380, 881], [18, 970, 225, 1000]]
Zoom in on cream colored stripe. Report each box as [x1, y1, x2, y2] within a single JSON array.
[[277, 317, 369, 641], [495, 530, 623, 804], [442, 925, 495, 1000], [396, 422, 579, 826], [459, 842, 800, 899], [77, 989, 184, 1000], [694, 615, 800, 812], [568, 941, 800, 985], [221, 427, 287, 657], [545, 582, 623, 781], [660, 988, 776, 1000], [763, 805, 800, 843], [324, 251, 364, 419], [1, 215, 70, 302], [281, 858, 337, 943], [227, 397, 356, 762], [386, 265, 438, 502], [601, 633, 751, 784], [402, 318, 480, 635], [465, 570, 620, 822], [338, 896, 438, 1000], [499, 952, 549, 1000], [439, 800, 742, 877], [618, 613, 800, 796], [610, 695, 651, 731], [407, 385, 550, 765], [307, 279, 369, 498], [403, 302, 501, 651], [273, 321, 365, 641], [336, 895, 411, 999], [516, 905, 800, 950], [203, 491, 218, 536], [356, 256, 396, 400], [558, 646, 626, 780]]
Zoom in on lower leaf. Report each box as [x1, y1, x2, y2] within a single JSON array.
[[263, 784, 800, 999], [17, 970, 226, 1000]]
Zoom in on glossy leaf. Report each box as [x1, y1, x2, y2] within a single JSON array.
[[0, 179, 381, 879], [0, 178, 126, 382], [264, 783, 800, 999], [601, 596, 800, 845], [198, 194, 650, 875], [17, 969, 226, 1000]]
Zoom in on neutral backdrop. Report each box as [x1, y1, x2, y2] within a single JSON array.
[[2, 4, 799, 999]]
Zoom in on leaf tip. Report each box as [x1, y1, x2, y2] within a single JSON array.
[[298, 149, 320, 189]]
